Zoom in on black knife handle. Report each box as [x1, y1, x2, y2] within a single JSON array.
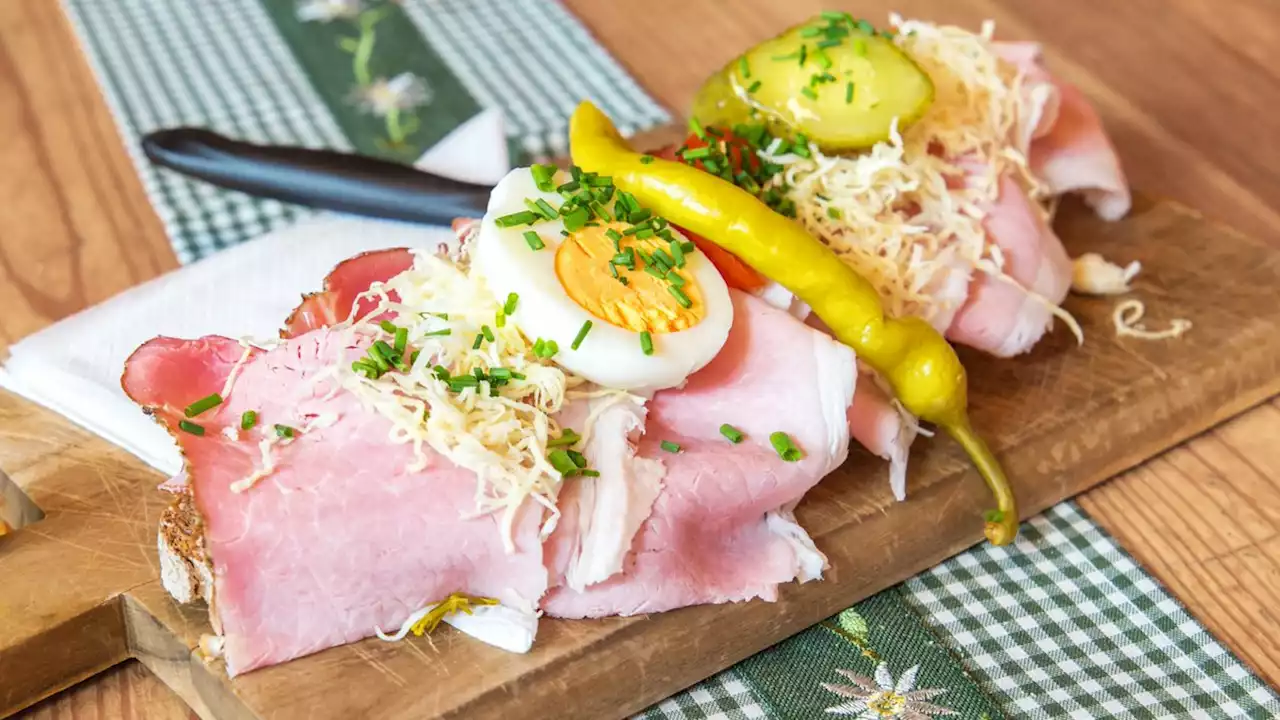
[[141, 128, 492, 225]]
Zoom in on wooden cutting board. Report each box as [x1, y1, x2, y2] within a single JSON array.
[[3, 193, 1280, 720]]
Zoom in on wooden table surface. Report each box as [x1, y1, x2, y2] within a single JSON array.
[[4, 0, 1279, 717]]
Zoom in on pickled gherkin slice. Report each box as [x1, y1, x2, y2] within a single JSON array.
[[692, 13, 934, 150]]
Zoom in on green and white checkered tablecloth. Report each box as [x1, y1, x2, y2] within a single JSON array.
[[59, 1, 1280, 717]]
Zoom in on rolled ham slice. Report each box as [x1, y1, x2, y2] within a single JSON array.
[[945, 171, 1073, 357]]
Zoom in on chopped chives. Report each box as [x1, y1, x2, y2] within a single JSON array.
[[394, 327, 408, 354], [379, 320, 398, 334], [628, 208, 652, 224], [351, 359, 378, 378], [660, 440, 682, 454], [738, 55, 751, 79], [239, 410, 258, 430], [800, 26, 824, 38], [680, 241, 696, 254], [523, 230, 545, 251], [548, 428, 581, 448], [611, 251, 631, 266], [640, 155, 655, 164], [472, 333, 484, 350], [854, 38, 867, 56], [178, 420, 205, 436], [530, 163, 558, 192], [827, 207, 843, 220], [423, 328, 451, 337], [562, 207, 591, 232], [700, 158, 720, 174], [640, 331, 654, 356], [747, 80, 762, 94], [409, 349, 421, 366], [556, 180, 579, 194], [682, 146, 712, 160], [366, 347, 390, 373], [770, 431, 803, 462], [845, 82, 855, 104], [608, 263, 619, 279], [635, 228, 655, 239], [688, 116, 706, 140], [618, 276, 630, 286], [665, 239, 686, 267], [473, 367, 486, 381], [511, 371, 527, 380], [580, 469, 601, 478], [495, 311, 506, 328], [433, 365, 451, 380], [821, 9, 850, 21], [720, 424, 745, 443], [494, 210, 538, 228], [274, 424, 296, 439], [814, 48, 833, 69], [653, 248, 675, 268], [800, 86, 819, 101], [643, 265, 666, 280], [534, 198, 559, 220], [183, 393, 223, 418], [856, 19, 875, 34], [503, 293, 519, 315], [548, 449, 578, 476], [605, 228, 623, 247], [567, 449, 588, 468], [449, 376, 479, 391], [816, 38, 842, 48], [585, 174, 613, 187], [668, 285, 692, 309], [489, 367, 513, 381], [481, 325, 495, 342], [668, 271, 686, 288], [571, 320, 593, 350]]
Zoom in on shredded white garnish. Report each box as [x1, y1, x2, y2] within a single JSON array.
[[328, 250, 588, 551], [230, 435, 286, 494], [759, 16, 1075, 338], [219, 342, 254, 400], [1113, 300, 1192, 341], [1072, 253, 1141, 296]]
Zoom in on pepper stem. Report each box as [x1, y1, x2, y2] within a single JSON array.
[[943, 416, 1018, 545]]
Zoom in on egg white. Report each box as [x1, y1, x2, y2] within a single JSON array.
[[471, 168, 733, 393]]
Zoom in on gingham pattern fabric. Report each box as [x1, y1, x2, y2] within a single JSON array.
[[59, 0, 669, 263], [639, 669, 769, 720], [648, 502, 1280, 719], [901, 502, 1280, 719]]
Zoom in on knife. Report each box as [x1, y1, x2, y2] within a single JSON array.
[[141, 128, 493, 225]]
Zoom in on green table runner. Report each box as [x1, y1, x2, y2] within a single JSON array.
[[59, 1, 1280, 717]]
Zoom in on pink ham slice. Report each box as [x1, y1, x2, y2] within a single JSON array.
[[282, 248, 413, 338], [542, 291, 855, 618], [123, 331, 547, 676], [945, 171, 1073, 357], [994, 40, 1131, 221]]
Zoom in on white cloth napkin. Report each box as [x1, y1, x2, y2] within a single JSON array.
[[0, 110, 511, 478]]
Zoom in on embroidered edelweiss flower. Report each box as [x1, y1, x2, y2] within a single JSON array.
[[296, 0, 363, 23], [351, 73, 432, 117], [822, 663, 957, 718]]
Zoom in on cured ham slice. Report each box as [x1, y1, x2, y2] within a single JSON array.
[[946, 171, 1073, 357], [543, 291, 855, 618], [994, 41, 1131, 221], [124, 332, 548, 675], [1031, 79, 1131, 221]]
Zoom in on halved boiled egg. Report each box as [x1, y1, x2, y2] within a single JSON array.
[[472, 167, 733, 392]]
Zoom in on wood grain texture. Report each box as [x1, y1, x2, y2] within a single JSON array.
[[1, 0, 1279, 717]]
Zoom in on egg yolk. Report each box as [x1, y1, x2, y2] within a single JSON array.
[[555, 223, 704, 333]]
